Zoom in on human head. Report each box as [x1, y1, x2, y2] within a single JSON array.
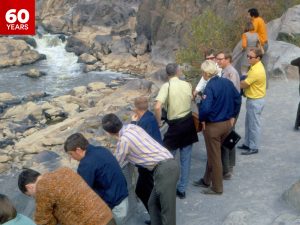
[[204, 49, 216, 61], [166, 63, 179, 77], [201, 60, 218, 80], [247, 48, 263, 65], [134, 96, 149, 112], [102, 113, 123, 135], [244, 21, 255, 32], [18, 169, 41, 197], [248, 8, 259, 18], [216, 50, 232, 69], [0, 194, 17, 223], [64, 133, 89, 161]]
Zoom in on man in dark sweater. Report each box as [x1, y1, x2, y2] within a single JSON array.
[[64, 133, 128, 225], [291, 57, 300, 131]]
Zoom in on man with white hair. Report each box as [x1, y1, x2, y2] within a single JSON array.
[[194, 60, 241, 195]]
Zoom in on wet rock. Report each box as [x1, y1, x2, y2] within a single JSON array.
[[23, 92, 50, 102], [23, 69, 47, 78], [65, 36, 89, 56], [78, 53, 98, 64], [0, 93, 17, 102], [70, 86, 87, 96], [87, 82, 106, 91], [57, 34, 66, 42], [83, 61, 103, 73], [13, 36, 37, 48], [0, 37, 42, 68], [44, 108, 68, 123], [0, 139, 15, 148]]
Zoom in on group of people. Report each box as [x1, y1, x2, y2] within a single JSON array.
[[0, 7, 270, 225]]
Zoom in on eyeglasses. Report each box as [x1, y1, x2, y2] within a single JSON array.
[[247, 55, 257, 59], [205, 57, 215, 60], [216, 58, 225, 61]]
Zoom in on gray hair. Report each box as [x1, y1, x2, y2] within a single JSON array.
[[166, 63, 178, 76], [201, 60, 218, 78]]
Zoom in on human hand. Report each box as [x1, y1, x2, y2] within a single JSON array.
[[131, 113, 139, 121], [201, 122, 206, 131]]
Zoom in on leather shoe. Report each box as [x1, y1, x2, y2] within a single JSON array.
[[241, 149, 258, 155], [176, 190, 186, 199], [144, 219, 151, 225], [192, 178, 209, 188], [201, 187, 222, 195], [237, 144, 250, 150], [223, 172, 232, 180]]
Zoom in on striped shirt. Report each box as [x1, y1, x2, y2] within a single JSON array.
[[116, 124, 173, 170]]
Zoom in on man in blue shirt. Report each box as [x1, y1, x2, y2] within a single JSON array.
[[195, 60, 241, 195], [64, 133, 128, 224]]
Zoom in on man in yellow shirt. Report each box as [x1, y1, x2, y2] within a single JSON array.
[[248, 8, 268, 52], [239, 48, 266, 155]]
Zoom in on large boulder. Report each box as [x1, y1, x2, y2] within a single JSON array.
[[0, 38, 42, 68]]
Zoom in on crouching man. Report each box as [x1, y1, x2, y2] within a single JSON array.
[[18, 167, 116, 225]]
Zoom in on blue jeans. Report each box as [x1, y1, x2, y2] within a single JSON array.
[[244, 98, 265, 149], [171, 144, 193, 193]]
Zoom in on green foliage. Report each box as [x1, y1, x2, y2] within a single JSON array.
[[176, 9, 236, 80]]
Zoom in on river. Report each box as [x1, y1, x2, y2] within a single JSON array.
[[0, 34, 129, 98]]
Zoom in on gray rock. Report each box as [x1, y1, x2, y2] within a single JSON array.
[[272, 213, 300, 225], [65, 36, 89, 56], [133, 34, 149, 55], [78, 53, 98, 64], [24, 69, 47, 78], [283, 180, 300, 212], [222, 210, 250, 225], [110, 38, 131, 54], [121, 79, 153, 92], [44, 108, 68, 123]]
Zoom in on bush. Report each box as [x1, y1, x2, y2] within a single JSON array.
[[176, 9, 237, 81]]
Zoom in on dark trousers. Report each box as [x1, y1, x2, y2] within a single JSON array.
[[203, 120, 231, 193], [148, 159, 179, 225], [135, 167, 154, 212], [295, 102, 300, 128], [221, 146, 235, 174]]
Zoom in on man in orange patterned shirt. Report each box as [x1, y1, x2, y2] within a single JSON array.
[[18, 167, 115, 225]]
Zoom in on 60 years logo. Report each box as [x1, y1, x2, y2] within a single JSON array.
[[0, 0, 35, 35]]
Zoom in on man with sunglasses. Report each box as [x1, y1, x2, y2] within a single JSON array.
[[239, 48, 266, 155]]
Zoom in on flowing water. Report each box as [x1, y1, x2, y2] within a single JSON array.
[[0, 34, 129, 98]]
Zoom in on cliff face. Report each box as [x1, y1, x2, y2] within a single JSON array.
[[37, 0, 141, 34]]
